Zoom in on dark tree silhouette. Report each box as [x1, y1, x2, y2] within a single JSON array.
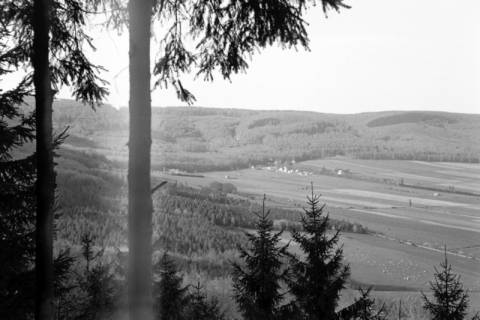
[[1, 1, 108, 319], [153, 253, 189, 320], [337, 288, 386, 320], [422, 249, 477, 320], [0, 79, 75, 320], [75, 234, 118, 320], [0, 80, 36, 319], [32, 0, 55, 317], [232, 197, 290, 320], [287, 185, 350, 320]]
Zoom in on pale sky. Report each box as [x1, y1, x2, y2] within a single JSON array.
[[24, 0, 480, 113]]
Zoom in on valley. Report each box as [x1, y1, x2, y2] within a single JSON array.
[[155, 158, 480, 295], [47, 101, 480, 317]]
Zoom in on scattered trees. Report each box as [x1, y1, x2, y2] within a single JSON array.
[[232, 189, 381, 320]]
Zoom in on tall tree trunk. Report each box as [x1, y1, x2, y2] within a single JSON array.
[[128, 1, 153, 319], [32, 0, 54, 319]]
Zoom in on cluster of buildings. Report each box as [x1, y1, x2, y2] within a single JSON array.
[[258, 165, 312, 177]]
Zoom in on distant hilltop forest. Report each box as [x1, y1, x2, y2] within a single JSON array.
[[45, 99, 480, 171]]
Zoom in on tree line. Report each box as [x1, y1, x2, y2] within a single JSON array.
[[50, 102, 480, 173]]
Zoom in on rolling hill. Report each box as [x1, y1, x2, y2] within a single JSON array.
[[44, 99, 480, 171]]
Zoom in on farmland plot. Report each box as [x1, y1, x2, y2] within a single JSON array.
[[302, 158, 480, 193], [280, 231, 480, 291], [161, 158, 480, 293]]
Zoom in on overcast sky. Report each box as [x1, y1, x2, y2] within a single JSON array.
[[57, 0, 479, 113]]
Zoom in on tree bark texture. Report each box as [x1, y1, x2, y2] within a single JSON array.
[[32, 0, 54, 319], [128, 1, 154, 319]]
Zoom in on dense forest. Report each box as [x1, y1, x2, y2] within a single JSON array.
[[54, 148, 368, 277]]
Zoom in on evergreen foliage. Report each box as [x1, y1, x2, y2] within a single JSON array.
[[184, 282, 225, 320], [153, 253, 226, 320], [0, 1, 108, 106], [0, 80, 36, 319], [0, 89, 76, 317], [57, 233, 119, 320], [2, 2, 107, 318], [288, 185, 350, 320], [337, 288, 386, 320], [81, 234, 103, 272], [153, 252, 190, 320], [422, 249, 477, 320], [232, 197, 290, 320], [52, 251, 76, 319], [0, 46, 76, 319]]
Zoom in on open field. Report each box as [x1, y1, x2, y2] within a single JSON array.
[[282, 232, 480, 291], [155, 158, 480, 293], [301, 158, 480, 194]]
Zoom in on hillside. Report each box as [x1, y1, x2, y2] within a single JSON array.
[[47, 99, 480, 171]]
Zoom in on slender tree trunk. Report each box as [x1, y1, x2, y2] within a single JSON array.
[[128, 1, 153, 319], [32, 0, 54, 319]]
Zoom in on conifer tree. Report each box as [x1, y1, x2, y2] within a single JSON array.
[[1, 10, 36, 320], [0, 80, 36, 319], [0, 38, 72, 320], [2, 2, 108, 318], [337, 288, 386, 320], [74, 233, 118, 320], [153, 253, 189, 320], [232, 196, 290, 320], [184, 282, 225, 320], [422, 248, 476, 320], [288, 184, 350, 320], [0, 92, 75, 319]]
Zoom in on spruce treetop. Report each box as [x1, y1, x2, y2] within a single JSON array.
[[184, 282, 225, 320], [422, 248, 472, 320], [154, 252, 189, 320], [288, 183, 350, 320], [232, 195, 290, 320]]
